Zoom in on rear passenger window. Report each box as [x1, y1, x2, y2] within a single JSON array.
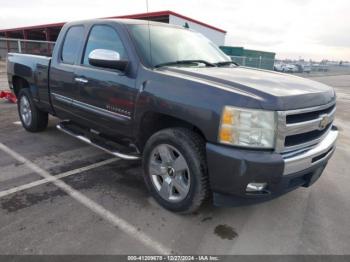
[[61, 26, 85, 64], [82, 25, 127, 65]]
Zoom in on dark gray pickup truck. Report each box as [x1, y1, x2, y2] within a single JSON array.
[[7, 19, 338, 213]]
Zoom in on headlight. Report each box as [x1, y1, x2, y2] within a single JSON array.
[[219, 106, 276, 149]]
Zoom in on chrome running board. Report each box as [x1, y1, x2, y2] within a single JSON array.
[[57, 122, 140, 160]]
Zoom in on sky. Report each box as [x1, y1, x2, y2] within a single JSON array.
[[0, 0, 349, 61]]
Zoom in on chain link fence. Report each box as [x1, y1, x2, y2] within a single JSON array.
[[0, 38, 55, 60], [0, 37, 349, 77], [0, 38, 55, 90], [230, 55, 275, 70], [230, 55, 350, 76], [0, 59, 8, 90]]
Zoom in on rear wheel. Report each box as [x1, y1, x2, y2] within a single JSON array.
[[143, 128, 209, 213], [18, 89, 48, 132]]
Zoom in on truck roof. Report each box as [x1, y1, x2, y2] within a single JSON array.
[[65, 18, 185, 30]]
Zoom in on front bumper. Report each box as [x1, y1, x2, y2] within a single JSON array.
[[206, 128, 338, 206]]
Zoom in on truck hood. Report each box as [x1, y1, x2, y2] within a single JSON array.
[[161, 66, 335, 110]]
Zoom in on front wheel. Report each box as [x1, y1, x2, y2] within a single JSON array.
[[18, 89, 48, 132], [142, 128, 209, 213]]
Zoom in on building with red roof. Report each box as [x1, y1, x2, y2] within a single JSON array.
[[0, 10, 227, 46]]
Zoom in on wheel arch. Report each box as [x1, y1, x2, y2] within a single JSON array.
[[12, 76, 30, 97], [136, 111, 207, 151]]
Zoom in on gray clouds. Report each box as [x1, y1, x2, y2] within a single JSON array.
[[0, 0, 348, 60]]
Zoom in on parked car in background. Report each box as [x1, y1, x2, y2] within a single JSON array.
[[294, 64, 304, 73], [273, 63, 285, 72], [283, 64, 298, 73], [294, 64, 312, 73], [318, 64, 329, 72], [312, 63, 329, 72], [274, 63, 298, 73], [302, 64, 312, 73]]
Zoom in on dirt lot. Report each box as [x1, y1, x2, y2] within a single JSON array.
[[0, 75, 349, 255]]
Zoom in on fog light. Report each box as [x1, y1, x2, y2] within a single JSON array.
[[246, 183, 267, 192]]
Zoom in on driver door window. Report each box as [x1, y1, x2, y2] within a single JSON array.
[[82, 25, 127, 65]]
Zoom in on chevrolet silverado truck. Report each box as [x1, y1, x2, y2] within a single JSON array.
[[7, 19, 338, 213]]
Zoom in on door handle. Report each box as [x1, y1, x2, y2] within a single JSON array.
[[74, 77, 88, 84]]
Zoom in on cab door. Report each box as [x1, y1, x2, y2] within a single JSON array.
[[49, 25, 86, 120], [74, 24, 137, 136]]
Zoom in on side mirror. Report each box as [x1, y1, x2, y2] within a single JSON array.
[[88, 49, 128, 71]]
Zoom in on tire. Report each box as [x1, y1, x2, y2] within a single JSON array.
[[17, 89, 48, 132], [142, 128, 209, 213]]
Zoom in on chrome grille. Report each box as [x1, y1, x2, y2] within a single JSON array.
[[275, 101, 336, 153]]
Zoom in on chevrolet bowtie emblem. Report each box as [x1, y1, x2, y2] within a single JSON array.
[[319, 114, 330, 130]]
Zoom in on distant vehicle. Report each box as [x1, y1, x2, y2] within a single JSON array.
[[283, 64, 298, 73], [294, 64, 311, 73], [273, 63, 297, 73], [313, 63, 329, 72], [273, 63, 285, 72], [7, 19, 338, 213], [294, 64, 303, 73], [318, 64, 329, 72], [302, 64, 312, 73], [273, 64, 285, 72]]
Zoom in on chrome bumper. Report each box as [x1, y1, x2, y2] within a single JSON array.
[[283, 129, 338, 175]]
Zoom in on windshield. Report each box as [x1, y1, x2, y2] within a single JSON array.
[[127, 24, 231, 68]]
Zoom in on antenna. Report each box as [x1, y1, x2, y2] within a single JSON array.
[[146, 0, 153, 67]]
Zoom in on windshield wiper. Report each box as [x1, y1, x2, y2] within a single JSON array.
[[214, 61, 239, 67], [154, 60, 216, 68]]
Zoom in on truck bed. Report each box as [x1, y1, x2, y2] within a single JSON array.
[[7, 53, 52, 110]]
